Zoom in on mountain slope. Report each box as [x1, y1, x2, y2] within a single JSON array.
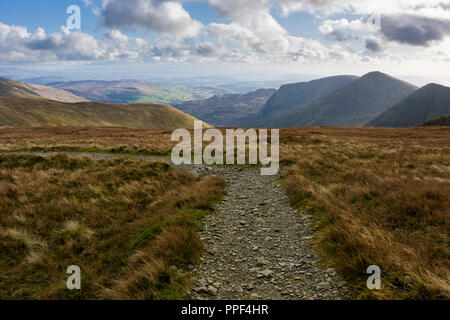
[[175, 88, 276, 127], [270, 72, 418, 127], [368, 84, 450, 127], [421, 114, 450, 126], [253, 75, 358, 127], [0, 97, 207, 129], [0, 77, 87, 103], [27, 84, 88, 103], [0, 78, 41, 98]]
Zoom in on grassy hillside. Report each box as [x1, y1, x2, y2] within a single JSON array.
[[369, 84, 450, 127], [0, 78, 86, 103], [0, 78, 41, 98], [422, 114, 450, 126], [0, 154, 225, 299], [27, 84, 88, 103], [0, 97, 208, 129]]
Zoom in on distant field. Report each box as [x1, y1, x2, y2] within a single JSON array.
[[0, 126, 448, 299], [0, 154, 225, 299]]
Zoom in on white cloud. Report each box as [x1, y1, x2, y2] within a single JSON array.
[[101, 0, 203, 38]]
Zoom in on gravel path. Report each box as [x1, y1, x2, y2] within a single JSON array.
[[2, 151, 350, 300]]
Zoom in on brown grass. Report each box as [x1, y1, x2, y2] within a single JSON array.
[[280, 126, 449, 299], [0, 154, 225, 299], [0, 126, 448, 299]]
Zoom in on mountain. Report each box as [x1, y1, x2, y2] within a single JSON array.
[[260, 72, 418, 127], [0, 97, 207, 129], [253, 75, 358, 126], [175, 88, 276, 127], [50, 80, 213, 105], [368, 83, 450, 127], [0, 78, 87, 103], [421, 114, 450, 126]]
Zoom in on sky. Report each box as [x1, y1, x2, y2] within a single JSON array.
[[1, 0, 450, 85]]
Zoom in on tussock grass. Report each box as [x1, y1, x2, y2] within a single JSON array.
[[280, 127, 450, 299], [0, 154, 225, 299], [1, 126, 448, 300]]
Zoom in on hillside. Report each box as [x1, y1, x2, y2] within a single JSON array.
[[253, 75, 357, 127], [421, 114, 450, 126], [0, 97, 207, 129], [50, 80, 213, 105], [368, 84, 450, 127], [27, 84, 88, 103], [0, 78, 87, 103], [175, 88, 276, 127], [0, 78, 41, 98], [266, 72, 418, 127]]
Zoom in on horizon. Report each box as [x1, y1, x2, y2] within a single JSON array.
[[1, 1, 450, 87]]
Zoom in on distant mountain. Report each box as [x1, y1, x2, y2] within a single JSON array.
[[253, 75, 357, 126], [50, 80, 212, 105], [421, 114, 450, 126], [20, 76, 67, 85], [0, 78, 87, 103], [0, 97, 207, 129], [175, 88, 276, 127], [368, 84, 450, 127], [259, 72, 418, 127]]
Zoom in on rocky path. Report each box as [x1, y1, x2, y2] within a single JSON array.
[[188, 165, 350, 300], [3, 151, 350, 300]]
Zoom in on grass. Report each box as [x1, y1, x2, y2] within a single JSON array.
[[0, 125, 448, 300], [0, 97, 203, 128], [0, 154, 225, 299], [280, 126, 449, 299]]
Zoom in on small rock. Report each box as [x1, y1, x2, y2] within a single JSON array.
[[207, 286, 218, 296], [316, 282, 331, 290], [260, 270, 273, 277]]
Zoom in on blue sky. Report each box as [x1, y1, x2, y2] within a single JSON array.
[[0, 1, 450, 85], [0, 0, 322, 41]]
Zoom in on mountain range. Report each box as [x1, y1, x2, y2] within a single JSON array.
[[1, 72, 450, 129], [175, 89, 276, 127], [252, 72, 419, 127], [173, 71, 449, 128]]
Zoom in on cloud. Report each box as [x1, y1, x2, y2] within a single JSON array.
[[365, 38, 383, 52], [101, 0, 202, 38], [380, 14, 450, 46], [0, 22, 140, 62]]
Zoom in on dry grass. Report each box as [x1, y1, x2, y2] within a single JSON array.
[[0, 126, 448, 300], [280, 126, 449, 299], [0, 127, 177, 155], [0, 154, 225, 299]]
